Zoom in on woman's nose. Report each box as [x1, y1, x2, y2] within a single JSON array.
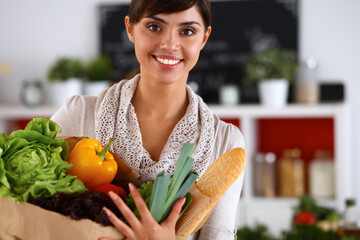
[[159, 31, 180, 52]]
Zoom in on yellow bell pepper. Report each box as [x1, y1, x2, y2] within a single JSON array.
[[66, 138, 117, 189]]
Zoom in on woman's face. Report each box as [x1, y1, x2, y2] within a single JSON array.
[[125, 6, 211, 86]]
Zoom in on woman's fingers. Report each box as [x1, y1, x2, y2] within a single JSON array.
[[108, 191, 142, 234], [102, 207, 134, 238], [103, 184, 181, 240], [163, 197, 186, 228], [129, 183, 155, 223]]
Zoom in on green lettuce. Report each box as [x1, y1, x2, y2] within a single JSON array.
[[0, 117, 86, 202], [126, 181, 154, 219]]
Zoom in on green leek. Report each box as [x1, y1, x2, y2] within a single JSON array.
[[149, 170, 170, 222], [148, 142, 198, 223]]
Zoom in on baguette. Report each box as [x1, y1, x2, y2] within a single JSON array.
[[176, 147, 247, 238]]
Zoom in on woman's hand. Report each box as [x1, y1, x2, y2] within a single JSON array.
[[100, 183, 186, 240]]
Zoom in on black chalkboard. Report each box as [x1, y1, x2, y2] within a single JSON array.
[[99, 0, 298, 103]]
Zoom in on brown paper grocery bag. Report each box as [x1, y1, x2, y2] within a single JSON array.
[[0, 136, 136, 240], [0, 196, 124, 240], [0, 137, 246, 240]]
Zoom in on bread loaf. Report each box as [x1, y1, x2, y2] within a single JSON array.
[[176, 148, 247, 238]]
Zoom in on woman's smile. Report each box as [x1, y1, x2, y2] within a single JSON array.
[[153, 55, 183, 69]]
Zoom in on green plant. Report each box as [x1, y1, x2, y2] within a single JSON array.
[[243, 47, 299, 84], [86, 56, 112, 82], [47, 57, 85, 82], [281, 195, 343, 240], [236, 223, 273, 240], [292, 195, 339, 222], [282, 224, 339, 240]]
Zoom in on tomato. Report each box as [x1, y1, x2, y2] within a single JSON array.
[[91, 183, 128, 199], [294, 210, 317, 225]]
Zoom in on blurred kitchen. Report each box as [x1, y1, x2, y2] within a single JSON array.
[[1, 0, 360, 239]]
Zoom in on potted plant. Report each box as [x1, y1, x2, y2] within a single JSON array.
[[47, 57, 85, 106], [84, 56, 112, 96], [243, 47, 299, 107]]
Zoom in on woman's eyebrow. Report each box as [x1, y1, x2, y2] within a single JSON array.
[[144, 16, 167, 24], [179, 21, 201, 27], [143, 16, 201, 27]]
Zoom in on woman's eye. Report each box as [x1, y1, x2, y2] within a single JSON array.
[[147, 24, 161, 32], [181, 28, 196, 36]]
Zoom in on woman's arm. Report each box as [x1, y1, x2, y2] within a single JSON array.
[[50, 95, 97, 138], [197, 173, 244, 239], [196, 121, 246, 240]]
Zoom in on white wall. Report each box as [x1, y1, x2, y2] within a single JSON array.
[[1, 0, 359, 103], [1, 0, 360, 221], [299, 0, 360, 203], [0, 0, 130, 103]]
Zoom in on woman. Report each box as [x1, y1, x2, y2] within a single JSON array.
[[51, 0, 245, 239]]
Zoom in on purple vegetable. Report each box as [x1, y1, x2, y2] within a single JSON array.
[[30, 191, 123, 226]]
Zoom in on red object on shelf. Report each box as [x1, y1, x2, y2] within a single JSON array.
[[221, 118, 241, 129], [17, 119, 32, 130], [257, 118, 334, 163], [294, 210, 317, 225]]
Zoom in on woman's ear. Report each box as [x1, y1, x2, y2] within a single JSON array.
[[201, 26, 212, 50], [125, 16, 134, 43]]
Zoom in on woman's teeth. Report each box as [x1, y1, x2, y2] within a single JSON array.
[[156, 57, 180, 65]]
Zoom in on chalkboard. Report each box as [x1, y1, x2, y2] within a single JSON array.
[[99, 0, 298, 103]]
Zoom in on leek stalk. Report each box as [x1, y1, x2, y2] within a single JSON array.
[[149, 143, 198, 222]]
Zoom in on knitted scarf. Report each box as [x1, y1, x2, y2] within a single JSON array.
[[95, 74, 215, 180]]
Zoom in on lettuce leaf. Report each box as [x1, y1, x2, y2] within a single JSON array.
[[126, 181, 154, 219], [0, 117, 86, 202]]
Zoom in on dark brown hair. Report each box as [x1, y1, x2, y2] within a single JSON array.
[[128, 0, 211, 30]]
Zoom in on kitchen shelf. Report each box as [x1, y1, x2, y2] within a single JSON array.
[[0, 104, 58, 133], [247, 197, 337, 208], [209, 103, 351, 236], [0, 104, 58, 119], [209, 103, 346, 118]]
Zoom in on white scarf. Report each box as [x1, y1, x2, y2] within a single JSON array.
[[94, 74, 215, 180]]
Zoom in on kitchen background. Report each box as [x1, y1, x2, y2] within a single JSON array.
[[1, 0, 360, 238]]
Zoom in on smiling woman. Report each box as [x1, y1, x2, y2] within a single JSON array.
[[125, 5, 211, 87], [50, 0, 245, 239]]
